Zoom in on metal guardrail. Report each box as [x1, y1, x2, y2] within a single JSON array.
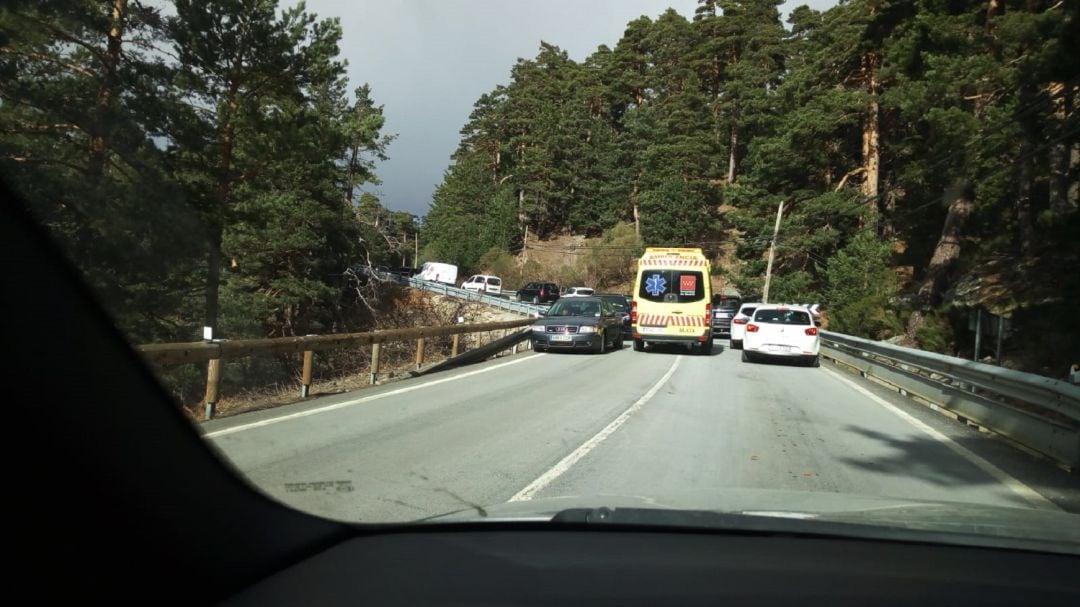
[[820, 331, 1080, 470], [398, 276, 547, 316]]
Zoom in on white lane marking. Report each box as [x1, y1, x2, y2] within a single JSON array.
[[205, 353, 547, 438], [509, 355, 683, 502], [822, 367, 1060, 511]]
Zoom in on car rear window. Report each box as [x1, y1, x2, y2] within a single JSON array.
[[712, 296, 741, 310], [740, 306, 757, 316], [487, 277, 501, 285], [754, 309, 812, 325], [638, 270, 705, 303]]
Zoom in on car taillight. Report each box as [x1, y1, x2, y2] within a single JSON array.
[[805, 327, 818, 336], [746, 324, 760, 333], [705, 302, 712, 319], [631, 300, 638, 323], [733, 318, 747, 325]]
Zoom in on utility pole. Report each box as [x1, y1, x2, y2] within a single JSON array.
[[762, 200, 784, 304], [414, 232, 419, 266]]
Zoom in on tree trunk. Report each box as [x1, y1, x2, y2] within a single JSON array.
[[631, 182, 640, 238], [345, 144, 359, 204], [984, 0, 1003, 34], [1048, 81, 1076, 215], [1016, 145, 1035, 256], [88, 0, 127, 181], [205, 84, 239, 336], [861, 51, 881, 222], [905, 188, 972, 341], [727, 123, 738, 184], [205, 224, 222, 332]]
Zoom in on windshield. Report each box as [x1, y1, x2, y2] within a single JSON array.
[[5, 0, 1078, 552], [547, 300, 601, 317]]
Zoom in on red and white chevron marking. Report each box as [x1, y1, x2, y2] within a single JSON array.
[[637, 314, 708, 327]]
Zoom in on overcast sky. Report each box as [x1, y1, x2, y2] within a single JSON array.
[[300, 1, 838, 216]]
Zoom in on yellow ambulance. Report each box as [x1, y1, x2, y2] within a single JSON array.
[[631, 247, 713, 354]]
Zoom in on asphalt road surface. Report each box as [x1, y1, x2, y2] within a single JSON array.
[[204, 342, 1080, 523]]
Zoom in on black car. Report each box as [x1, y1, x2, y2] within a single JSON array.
[[595, 293, 632, 341], [711, 294, 743, 338], [530, 297, 624, 353], [518, 281, 560, 304]]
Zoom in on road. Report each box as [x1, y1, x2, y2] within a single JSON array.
[[205, 342, 1080, 523]]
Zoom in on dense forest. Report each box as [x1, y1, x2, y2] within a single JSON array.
[[1, 1, 1078, 375], [0, 0, 419, 347], [424, 0, 1078, 371]]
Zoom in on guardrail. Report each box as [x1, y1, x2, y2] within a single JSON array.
[[397, 276, 547, 316], [138, 318, 533, 420], [819, 331, 1080, 470]]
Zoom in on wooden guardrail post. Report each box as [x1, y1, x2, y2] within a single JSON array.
[[204, 358, 221, 420], [300, 349, 314, 398], [451, 333, 460, 357], [416, 337, 425, 369], [370, 342, 381, 385]]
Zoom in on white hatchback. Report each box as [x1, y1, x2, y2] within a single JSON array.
[[728, 302, 760, 350], [461, 274, 502, 295], [741, 304, 820, 367]]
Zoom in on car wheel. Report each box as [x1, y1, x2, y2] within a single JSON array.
[[741, 350, 752, 363], [633, 338, 644, 352], [807, 355, 820, 368], [730, 339, 741, 350], [700, 339, 713, 355], [594, 333, 606, 354]]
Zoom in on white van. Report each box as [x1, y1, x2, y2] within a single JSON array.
[[417, 262, 458, 285], [461, 274, 502, 295]]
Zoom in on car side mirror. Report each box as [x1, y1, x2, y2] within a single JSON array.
[[814, 320, 822, 327]]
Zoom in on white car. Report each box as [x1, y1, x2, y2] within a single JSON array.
[[562, 287, 595, 297], [461, 274, 502, 295], [741, 304, 820, 367], [728, 302, 761, 350]]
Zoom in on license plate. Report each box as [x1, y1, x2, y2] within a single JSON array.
[[638, 326, 666, 334], [550, 334, 573, 342], [766, 344, 794, 353], [714, 312, 722, 318]]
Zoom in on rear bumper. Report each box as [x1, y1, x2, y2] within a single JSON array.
[[632, 329, 711, 344], [744, 343, 820, 357]]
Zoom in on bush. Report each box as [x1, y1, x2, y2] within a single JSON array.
[[585, 222, 641, 289], [826, 233, 902, 339]]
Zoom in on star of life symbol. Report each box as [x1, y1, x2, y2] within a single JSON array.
[[645, 273, 666, 297]]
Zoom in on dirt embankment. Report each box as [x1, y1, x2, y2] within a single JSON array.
[[170, 286, 529, 422]]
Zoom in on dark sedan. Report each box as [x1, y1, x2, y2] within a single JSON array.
[[595, 293, 632, 341], [530, 297, 624, 353], [711, 294, 743, 338]]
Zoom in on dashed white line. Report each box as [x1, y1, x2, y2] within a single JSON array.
[[509, 355, 683, 502], [822, 366, 1060, 511], [205, 353, 547, 438]]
